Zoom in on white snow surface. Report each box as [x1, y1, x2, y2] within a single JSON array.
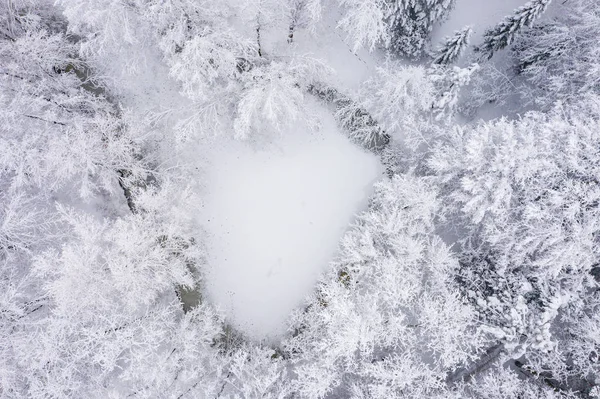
[[199, 109, 382, 341]]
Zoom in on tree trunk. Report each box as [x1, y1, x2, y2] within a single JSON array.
[[446, 342, 505, 384]]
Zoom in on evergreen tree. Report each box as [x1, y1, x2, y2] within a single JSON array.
[[337, 0, 455, 56], [432, 25, 472, 65], [477, 0, 552, 60], [428, 97, 600, 391], [512, 0, 600, 108], [386, 0, 456, 58]]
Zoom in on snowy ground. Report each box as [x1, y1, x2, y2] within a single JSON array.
[[199, 106, 382, 341]]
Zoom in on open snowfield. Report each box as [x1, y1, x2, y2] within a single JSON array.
[[199, 108, 382, 340]]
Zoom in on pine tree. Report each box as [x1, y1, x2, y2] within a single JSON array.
[[386, 0, 456, 58], [337, 0, 455, 56], [511, 0, 600, 108], [477, 0, 552, 60], [432, 25, 472, 65]]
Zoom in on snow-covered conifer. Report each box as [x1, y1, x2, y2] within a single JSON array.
[[512, 0, 600, 108], [432, 25, 472, 65], [477, 0, 552, 60], [386, 0, 456, 58], [338, 0, 455, 55], [428, 96, 600, 387]]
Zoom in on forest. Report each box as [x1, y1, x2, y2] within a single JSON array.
[[1, 0, 600, 398]]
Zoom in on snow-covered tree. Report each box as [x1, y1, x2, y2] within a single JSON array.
[[337, 0, 389, 52], [443, 358, 569, 399], [428, 97, 600, 390], [233, 56, 331, 139], [6, 0, 600, 396], [361, 63, 435, 142], [338, 0, 455, 57], [511, 0, 600, 108], [477, 0, 552, 60], [286, 0, 323, 42], [283, 174, 482, 398], [0, 4, 167, 395], [432, 25, 472, 65], [456, 61, 521, 118], [60, 0, 334, 143], [0, 25, 140, 199], [12, 195, 215, 397], [358, 62, 474, 150], [430, 63, 479, 120], [386, 0, 456, 58]]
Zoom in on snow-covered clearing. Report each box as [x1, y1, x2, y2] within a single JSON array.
[[195, 0, 527, 341], [199, 107, 382, 341], [94, 0, 539, 343]]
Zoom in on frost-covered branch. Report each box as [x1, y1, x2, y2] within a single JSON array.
[[477, 0, 552, 60], [432, 26, 472, 65]]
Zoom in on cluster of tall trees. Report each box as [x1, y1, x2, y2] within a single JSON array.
[[338, 0, 455, 56], [1, 0, 600, 397]]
